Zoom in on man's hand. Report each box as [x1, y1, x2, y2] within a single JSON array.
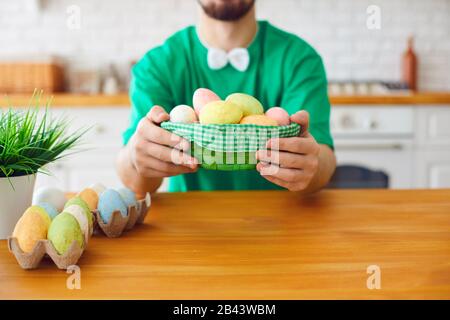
[[256, 110, 333, 192], [127, 105, 198, 178]]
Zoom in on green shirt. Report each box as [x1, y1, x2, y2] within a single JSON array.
[[123, 21, 333, 192]]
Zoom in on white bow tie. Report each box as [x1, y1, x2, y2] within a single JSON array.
[[207, 48, 250, 72]]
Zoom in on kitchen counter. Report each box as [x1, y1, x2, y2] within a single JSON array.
[[1, 189, 449, 300], [2, 92, 450, 107]]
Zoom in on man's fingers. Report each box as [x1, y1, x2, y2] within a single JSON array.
[[290, 110, 309, 137], [131, 105, 199, 179], [258, 162, 303, 183], [147, 105, 170, 124], [266, 137, 316, 154], [145, 105, 185, 148], [147, 124, 191, 150], [257, 162, 310, 191], [137, 154, 197, 176], [137, 117, 190, 151], [256, 150, 308, 169], [145, 142, 198, 168], [256, 162, 293, 189]]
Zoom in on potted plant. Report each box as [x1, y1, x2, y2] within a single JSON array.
[[0, 96, 86, 239]]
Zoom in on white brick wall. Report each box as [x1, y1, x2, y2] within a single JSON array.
[[1, 0, 449, 91]]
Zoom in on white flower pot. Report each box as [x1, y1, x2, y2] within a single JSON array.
[[0, 174, 36, 239]]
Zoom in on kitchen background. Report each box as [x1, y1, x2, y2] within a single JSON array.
[[1, 0, 450, 89], [1, 0, 450, 191]]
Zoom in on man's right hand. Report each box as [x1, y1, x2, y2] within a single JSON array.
[[127, 105, 198, 178]]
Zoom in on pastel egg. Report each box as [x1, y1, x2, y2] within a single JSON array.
[[32, 187, 66, 212], [64, 196, 93, 235], [193, 88, 220, 115], [47, 212, 84, 255], [64, 205, 90, 245], [13, 207, 50, 253], [117, 187, 137, 208], [78, 188, 99, 211], [98, 189, 128, 224], [169, 105, 198, 123], [225, 93, 264, 116], [240, 115, 278, 126], [199, 101, 243, 124], [89, 183, 106, 197], [265, 107, 291, 126], [36, 202, 59, 220], [32, 205, 52, 228]]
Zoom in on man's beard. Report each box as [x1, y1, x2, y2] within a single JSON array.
[[198, 0, 255, 21]]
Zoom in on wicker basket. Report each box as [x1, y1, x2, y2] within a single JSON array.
[[161, 122, 300, 171], [0, 62, 64, 93]]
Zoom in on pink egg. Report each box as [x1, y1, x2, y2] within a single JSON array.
[[265, 107, 291, 126], [193, 88, 221, 115]]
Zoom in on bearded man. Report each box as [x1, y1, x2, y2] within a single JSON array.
[[117, 0, 336, 195]]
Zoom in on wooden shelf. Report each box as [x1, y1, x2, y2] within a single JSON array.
[[2, 92, 450, 107], [1, 93, 130, 107], [330, 92, 450, 105]]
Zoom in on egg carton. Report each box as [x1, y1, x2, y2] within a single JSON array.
[[93, 193, 151, 238], [7, 237, 84, 270]]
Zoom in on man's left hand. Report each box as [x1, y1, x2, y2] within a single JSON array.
[[256, 110, 320, 191]]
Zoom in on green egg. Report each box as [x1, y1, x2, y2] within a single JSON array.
[[64, 196, 93, 229], [47, 212, 84, 255]]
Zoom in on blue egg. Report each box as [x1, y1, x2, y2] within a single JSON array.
[[117, 187, 137, 208], [37, 202, 59, 220], [98, 189, 128, 224]]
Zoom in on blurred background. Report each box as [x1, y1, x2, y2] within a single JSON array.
[[1, 0, 450, 191]]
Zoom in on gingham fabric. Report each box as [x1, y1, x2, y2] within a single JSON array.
[[161, 122, 300, 152]]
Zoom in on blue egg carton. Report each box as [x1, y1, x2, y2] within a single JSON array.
[[93, 193, 151, 238]]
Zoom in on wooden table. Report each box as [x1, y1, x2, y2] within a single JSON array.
[[1, 189, 449, 299]]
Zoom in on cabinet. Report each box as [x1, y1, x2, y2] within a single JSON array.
[[414, 106, 450, 188], [330, 106, 415, 188], [33, 106, 172, 192], [31, 105, 450, 191], [415, 151, 450, 188], [34, 107, 131, 191], [331, 105, 450, 189]]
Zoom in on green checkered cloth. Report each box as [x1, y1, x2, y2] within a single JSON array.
[[161, 122, 300, 170]]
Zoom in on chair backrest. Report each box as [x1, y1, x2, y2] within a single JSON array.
[[327, 165, 389, 189]]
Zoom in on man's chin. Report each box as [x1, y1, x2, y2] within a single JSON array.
[[198, 0, 255, 22]]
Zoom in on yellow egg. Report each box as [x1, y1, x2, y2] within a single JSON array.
[[226, 93, 264, 116], [199, 101, 243, 124], [240, 115, 278, 126], [32, 205, 52, 228], [12, 207, 49, 253], [77, 188, 99, 211]]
